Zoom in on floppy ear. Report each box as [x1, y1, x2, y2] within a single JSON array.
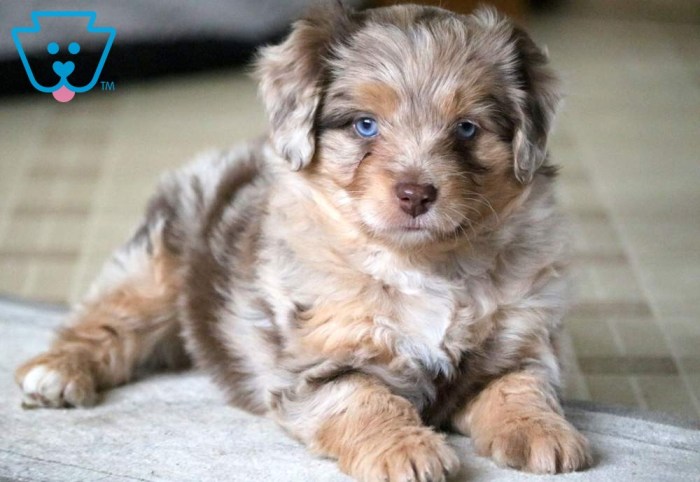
[[254, 5, 350, 171], [510, 27, 561, 184], [472, 8, 561, 184]]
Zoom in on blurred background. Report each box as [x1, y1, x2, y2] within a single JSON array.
[[0, 0, 698, 421]]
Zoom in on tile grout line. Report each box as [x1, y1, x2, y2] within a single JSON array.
[[67, 107, 121, 305], [0, 109, 46, 298], [559, 149, 647, 409], [23, 113, 68, 300], [605, 218, 700, 418], [0, 108, 45, 244], [554, 152, 592, 401], [559, 322, 592, 400], [57, 138, 90, 304], [586, 264, 649, 411], [574, 140, 700, 420]]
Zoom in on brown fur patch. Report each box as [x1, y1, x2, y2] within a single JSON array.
[[296, 303, 395, 364], [312, 375, 458, 481]]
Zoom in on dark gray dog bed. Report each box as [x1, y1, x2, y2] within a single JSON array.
[[1, 298, 699, 481], [0, 0, 365, 95]]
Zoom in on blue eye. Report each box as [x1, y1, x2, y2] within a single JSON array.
[[456, 121, 478, 140], [354, 117, 378, 138]]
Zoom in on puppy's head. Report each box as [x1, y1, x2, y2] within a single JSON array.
[[256, 4, 560, 247]]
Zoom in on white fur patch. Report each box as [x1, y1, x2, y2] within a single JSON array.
[[21, 364, 65, 407], [21, 364, 49, 393], [363, 249, 456, 376]]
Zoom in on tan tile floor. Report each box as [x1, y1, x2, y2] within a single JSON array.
[[0, 10, 698, 421]]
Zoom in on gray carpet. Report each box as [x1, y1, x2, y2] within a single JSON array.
[[1, 298, 699, 481]]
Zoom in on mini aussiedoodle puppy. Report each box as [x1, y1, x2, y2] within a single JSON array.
[[16, 3, 592, 480]]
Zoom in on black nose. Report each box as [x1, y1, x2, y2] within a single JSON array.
[[394, 182, 438, 217]]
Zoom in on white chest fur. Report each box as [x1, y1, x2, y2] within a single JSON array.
[[363, 250, 459, 376]]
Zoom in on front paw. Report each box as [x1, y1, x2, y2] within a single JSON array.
[[475, 414, 592, 474], [15, 351, 97, 408], [351, 426, 459, 482]]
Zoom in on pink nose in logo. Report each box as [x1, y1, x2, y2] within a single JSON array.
[[52, 86, 75, 103], [52, 60, 75, 78]]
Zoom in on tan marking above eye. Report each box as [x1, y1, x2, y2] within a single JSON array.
[[353, 83, 400, 119]]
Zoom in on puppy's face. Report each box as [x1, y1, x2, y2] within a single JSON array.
[[257, 5, 560, 247]]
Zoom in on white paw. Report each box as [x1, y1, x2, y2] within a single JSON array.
[[16, 353, 97, 408]]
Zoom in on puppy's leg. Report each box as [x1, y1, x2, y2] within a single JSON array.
[[16, 218, 188, 408], [274, 372, 459, 482], [452, 371, 591, 474]]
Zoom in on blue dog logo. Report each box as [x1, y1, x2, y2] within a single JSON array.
[[12, 11, 116, 102]]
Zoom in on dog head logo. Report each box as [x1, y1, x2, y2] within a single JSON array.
[[12, 11, 116, 102]]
